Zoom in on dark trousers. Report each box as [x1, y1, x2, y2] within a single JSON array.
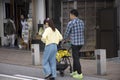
[[72, 45, 83, 74]]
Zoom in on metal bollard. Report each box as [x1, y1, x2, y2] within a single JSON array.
[[31, 44, 40, 65], [95, 49, 106, 75]]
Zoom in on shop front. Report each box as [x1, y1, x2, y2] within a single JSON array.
[[0, 0, 46, 50]]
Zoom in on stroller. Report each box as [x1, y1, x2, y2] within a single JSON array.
[[56, 42, 72, 76]]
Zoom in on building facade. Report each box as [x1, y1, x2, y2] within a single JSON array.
[[0, 0, 120, 58]]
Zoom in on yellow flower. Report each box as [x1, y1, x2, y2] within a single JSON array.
[[56, 49, 71, 62]]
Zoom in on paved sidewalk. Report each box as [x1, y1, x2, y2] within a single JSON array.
[[0, 48, 120, 80]]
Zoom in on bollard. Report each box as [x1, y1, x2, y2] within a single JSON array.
[[31, 43, 40, 66], [95, 49, 106, 75]]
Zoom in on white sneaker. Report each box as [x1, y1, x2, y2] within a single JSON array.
[[70, 71, 78, 76]]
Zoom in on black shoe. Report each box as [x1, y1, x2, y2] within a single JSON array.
[[45, 74, 52, 79], [49, 77, 55, 80]]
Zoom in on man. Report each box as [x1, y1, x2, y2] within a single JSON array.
[[5, 18, 16, 47], [64, 9, 84, 80]]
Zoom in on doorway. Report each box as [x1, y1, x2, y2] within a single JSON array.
[[4, 0, 32, 49], [96, 8, 118, 58]]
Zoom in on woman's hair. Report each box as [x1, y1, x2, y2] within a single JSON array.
[[44, 18, 55, 31]]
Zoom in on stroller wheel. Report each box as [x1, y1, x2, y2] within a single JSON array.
[[60, 71, 64, 77]]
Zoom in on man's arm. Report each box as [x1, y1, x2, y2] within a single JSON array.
[[64, 22, 72, 40]]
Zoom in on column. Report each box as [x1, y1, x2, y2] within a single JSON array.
[[32, 0, 46, 34], [0, 0, 4, 46]]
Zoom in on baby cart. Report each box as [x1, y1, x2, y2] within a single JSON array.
[[56, 42, 72, 76]]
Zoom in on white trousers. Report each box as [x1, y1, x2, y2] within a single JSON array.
[[8, 34, 15, 47]]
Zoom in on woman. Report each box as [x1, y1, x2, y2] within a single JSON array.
[[18, 14, 26, 38], [41, 18, 63, 80]]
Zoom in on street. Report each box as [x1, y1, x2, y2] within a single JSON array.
[[0, 74, 44, 80], [0, 63, 108, 80]]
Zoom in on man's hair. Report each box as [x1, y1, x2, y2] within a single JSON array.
[[70, 9, 78, 17]]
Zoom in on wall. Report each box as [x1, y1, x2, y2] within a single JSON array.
[[115, 0, 120, 55], [61, 1, 114, 52], [0, 0, 10, 46], [115, 0, 120, 49]]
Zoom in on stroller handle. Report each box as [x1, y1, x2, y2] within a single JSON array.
[[58, 41, 71, 52]]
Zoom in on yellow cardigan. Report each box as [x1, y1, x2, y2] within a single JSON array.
[[41, 27, 63, 45]]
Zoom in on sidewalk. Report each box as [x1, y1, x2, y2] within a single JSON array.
[[0, 48, 120, 80]]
